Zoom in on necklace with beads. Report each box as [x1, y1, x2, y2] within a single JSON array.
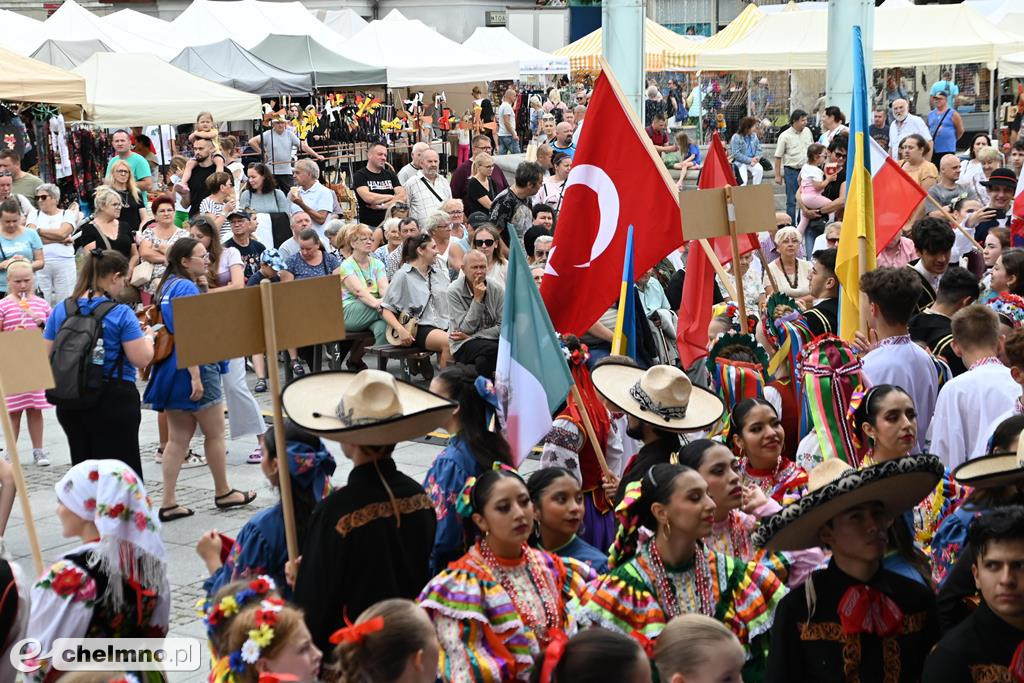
[[739, 455, 785, 498], [725, 511, 752, 559], [780, 259, 800, 290], [479, 540, 560, 642], [646, 539, 714, 618]]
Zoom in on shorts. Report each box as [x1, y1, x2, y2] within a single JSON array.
[[196, 363, 224, 410], [414, 324, 440, 350]]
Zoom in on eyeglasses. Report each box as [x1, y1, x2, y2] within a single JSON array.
[[474, 239, 496, 247], [115, 169, 130, 174], [35, 195, 49, 201], [191, 253, 211, 262], [827, 237, 840, 244], [535, 250, 550, 258]]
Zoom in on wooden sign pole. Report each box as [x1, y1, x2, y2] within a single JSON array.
[[260, 281, 299, 562], [723, 186, 748, 325], [697, 239, 738, 302], [569, 384, 611, 478], [0, 378, 42, 575]]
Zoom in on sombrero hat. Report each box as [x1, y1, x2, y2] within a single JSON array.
[[591, 362, 724, 432], [952, 450, 1024, 489], [281, 369, 456, 445], [752, 454, 944, 551]]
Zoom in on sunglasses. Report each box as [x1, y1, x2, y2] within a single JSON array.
[[393, 203, 408, 210], [474, 239, 496, 247], [827, 237, 839, 244], [35, 195, 49, 201]]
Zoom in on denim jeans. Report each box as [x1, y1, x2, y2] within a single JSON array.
[[498, 135, 521, 155], [783, 166, 800, 224]]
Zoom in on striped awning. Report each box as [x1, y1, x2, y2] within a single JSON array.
[[556, 8, 765, 72]]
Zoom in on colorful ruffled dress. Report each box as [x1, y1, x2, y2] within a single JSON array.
[[739, 457, 808, 505], [540, 534, 609, 575], [571, 539, 786, 682], [929, 503, 984, 587], [418, 542, 596, 683]]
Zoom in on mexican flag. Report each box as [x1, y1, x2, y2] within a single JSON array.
[[496, 229, 573, 465]]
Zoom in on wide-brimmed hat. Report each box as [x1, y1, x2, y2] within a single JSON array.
[[752, 454, 944, 551], [952, 449, 1024, 489], [281, 369, 456, 445], [981, 167, 1018, 189], [591, 362, 724, 432]]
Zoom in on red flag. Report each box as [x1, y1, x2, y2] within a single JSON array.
[[869, 138, 926, 253], [540, 69, 683, 335], [676, 133, 757, 368]]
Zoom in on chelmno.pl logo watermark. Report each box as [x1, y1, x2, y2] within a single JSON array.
[[12, 638, 202, 673]]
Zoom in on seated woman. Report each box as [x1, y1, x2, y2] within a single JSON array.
[[418, 467, 597, 682], [27, 460, 169, 682], [381, 233, 452, 377], [198, 421, 335, 598], [527, 467, 609, 574], [339, 223, 389, 370], [570, 463, 786, 681], [424, 366, 512, 574]]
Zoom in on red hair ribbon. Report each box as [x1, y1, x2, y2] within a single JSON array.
[[539, 629, 569, 683], [258, 674, 298, 683], [329, 615, 385, 645], [631, 630, 655, 658]]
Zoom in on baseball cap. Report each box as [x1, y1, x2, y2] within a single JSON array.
[[227, 208, 253, 221]]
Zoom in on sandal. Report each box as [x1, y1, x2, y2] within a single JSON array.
[[158, 505, 195, 522], [215, 488, 257, 509], [182, 450, 207, 469], [246, 447, 263, 464], [154, 447, 163, 464]]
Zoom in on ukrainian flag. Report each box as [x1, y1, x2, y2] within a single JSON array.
[[836, 25, 877, 341], [611, 225, 636, 358]]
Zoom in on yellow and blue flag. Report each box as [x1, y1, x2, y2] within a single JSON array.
[[836, 25, 877, 341], [611, 225, 636, 358]]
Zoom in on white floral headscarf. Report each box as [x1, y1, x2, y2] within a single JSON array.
[[55, 460, 166, 612]]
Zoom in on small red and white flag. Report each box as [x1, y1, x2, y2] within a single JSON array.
[[869, 137, 927, 253], [540, 68, 683, 336]]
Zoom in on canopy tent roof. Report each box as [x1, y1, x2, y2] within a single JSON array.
[[464, 27, 568, 75], [314, 8, 368, 38], [249, 34, 386, 88], [30, 39, 111, 70], [0, 46, 85, 107], [171, 0, 344, 50], [103, 9, 178, 42], [697, 2, 1024, 69], [345, 11, 519, 87], [1000, 51, 1024, 78], [555, 18, 683, 71], [171, 39, 312, 96], [756, 1, 827, 12], [73, 52, 261, 126], [0, 9, 45, 55], [40, 0, 179, 58], [665, 4, 762, 68]]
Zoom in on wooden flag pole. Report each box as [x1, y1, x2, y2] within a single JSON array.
[[0, 377, 42, 575], [569, 383, 611, 478], [723, 186, 748, 324], [924, 194, 984, 252], [259, 280, 299, 563], [698, 239, 738, 302], [858, 235, 870, 336]]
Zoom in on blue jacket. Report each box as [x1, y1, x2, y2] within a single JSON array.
[[423, 435, 483, 575], [729, 133, 762, 164]]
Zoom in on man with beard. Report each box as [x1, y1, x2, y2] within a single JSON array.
[[889, 98, 932, 161]]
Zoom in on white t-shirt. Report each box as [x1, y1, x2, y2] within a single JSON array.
[[28, 209, 74, 260], [497, 101, 516, 137], [216, 246, 243, 287], [800, 164, 824, 185], [287, 182, 335, 235]]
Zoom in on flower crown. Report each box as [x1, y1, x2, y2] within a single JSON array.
[[226, 598, 286, 675], [200, 575, 278, 637], [988, 292, 1024, 329]]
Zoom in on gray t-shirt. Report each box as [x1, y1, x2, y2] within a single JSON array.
[[497, 101, 515, 138], [927, 182, 977, 210], [259, 129, 301, 175]]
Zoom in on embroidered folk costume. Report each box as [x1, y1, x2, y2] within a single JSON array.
[[282, 369, 457, 654], [757, 455, 944, 683], [28, 460, 169, 683]]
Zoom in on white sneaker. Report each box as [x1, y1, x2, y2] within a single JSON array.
[[32, 449, 50, 467]]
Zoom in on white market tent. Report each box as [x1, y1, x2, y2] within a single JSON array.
[[73, 52, 261, 126], [1001, 52, 1024, 78], [697, 2, 1024, 70], [345, 10, 519, 87], [464, 27, 568, 75], [103, 9, 179, 44], [31, 39, 111, 70], [315, 8, 368, 39], [40, 0, 179, 59], [0, 9, 46, 55], [171, 0, 345, 50]]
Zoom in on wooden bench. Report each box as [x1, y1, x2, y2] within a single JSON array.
[[365, 344, 433, 382], [280, 331, 376, 381]]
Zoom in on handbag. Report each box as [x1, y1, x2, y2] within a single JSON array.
[[385, 310, 418, 346], [130, 260, 154, 288], [138, 303, 173, 365]]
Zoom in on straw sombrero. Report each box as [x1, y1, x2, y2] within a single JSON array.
[[952, 450, 1024, 489], [752, 454, 944, 551], [281, 369, 456, 445], [591, 362, 724, 432]]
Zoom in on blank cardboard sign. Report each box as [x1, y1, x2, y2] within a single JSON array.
[[678, 183, 775, 241], [174, 276, 347, 368], [0, 329, 55, 394]]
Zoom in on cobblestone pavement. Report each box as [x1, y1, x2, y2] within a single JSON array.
[[2, 370, 539, 680]]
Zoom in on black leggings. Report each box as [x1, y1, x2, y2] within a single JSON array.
[[55, 379, 143, 479], [454, 337, 499, 378]]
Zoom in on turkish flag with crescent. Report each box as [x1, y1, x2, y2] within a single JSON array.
[[540, 71, 683, 336]]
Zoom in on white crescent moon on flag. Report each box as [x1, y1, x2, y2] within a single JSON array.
[[563, 164, 620, 267]]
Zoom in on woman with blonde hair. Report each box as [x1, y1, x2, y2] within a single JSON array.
[[465, 153, 496, 216], [340, 223, 389, 369], [654, 614, 745, 683], [105, 158, 147, 235], [764, 226, 811, 299], [470, 222, 507, 287], [967, 145, 1002, 205], [76, 186, 137, 268]]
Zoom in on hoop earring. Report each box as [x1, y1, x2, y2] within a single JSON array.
[[663, 521, 672, 538]]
